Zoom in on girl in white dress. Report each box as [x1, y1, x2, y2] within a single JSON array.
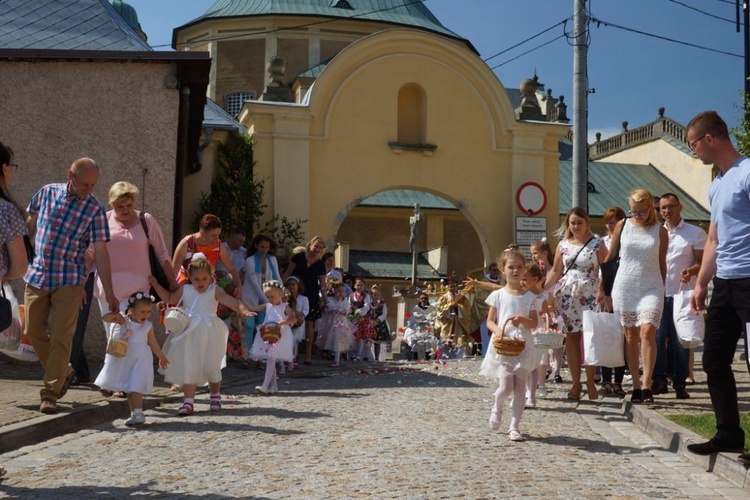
[[521, 262, 554, 409], [285, 276, 309, 366], [95, 292, 169, 426], [480, 248, 539, 442], [316, 281, 356, 366], [150, 254, 252, 416], [245, 280, 296, 395]]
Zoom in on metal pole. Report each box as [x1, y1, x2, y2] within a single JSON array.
[[409, 204, 422, 287], [744, 1, 750, 122], [572, 0, 589, 210]]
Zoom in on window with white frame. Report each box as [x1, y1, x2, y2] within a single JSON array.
[[224, 90, 256, 116]]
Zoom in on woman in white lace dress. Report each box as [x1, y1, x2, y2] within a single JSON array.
[[604, 189, 667, 405]]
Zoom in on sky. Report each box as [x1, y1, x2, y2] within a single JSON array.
[[127, 0, 746, 141]]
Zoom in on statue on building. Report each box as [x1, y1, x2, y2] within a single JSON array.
[[515, 74, 543, 121], [260, 56, 294, 103]]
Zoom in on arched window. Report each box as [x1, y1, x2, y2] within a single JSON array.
[[397, 83, 427, 144], [224, 90, 257, 116]]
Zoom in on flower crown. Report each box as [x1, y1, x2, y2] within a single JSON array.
[[262, 279, 283, 290], [128, 292, 156, 304]]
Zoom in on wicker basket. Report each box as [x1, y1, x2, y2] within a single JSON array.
[[260, 322, 282, 344], [492, 318, 526, 356], [533, 314, 565, 350], [106, 338, 128, 358], [164, 307, 190, 334]]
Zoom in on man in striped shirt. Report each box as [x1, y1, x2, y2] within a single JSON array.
[[24, 157, 118, 414]]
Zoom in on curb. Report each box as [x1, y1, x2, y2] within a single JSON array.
[[0, 363, 340, 455], [624, 400, 750, 490]]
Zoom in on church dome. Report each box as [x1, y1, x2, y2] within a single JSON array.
[[109, 0, 147, 42], [175, 0, 474, 52]]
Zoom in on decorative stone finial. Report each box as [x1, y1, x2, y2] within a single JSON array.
[[595, 132, 601, 142], [658, 107, 665, 118], [622, 121, 629, 132]]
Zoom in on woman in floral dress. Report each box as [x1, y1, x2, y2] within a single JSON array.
[[545, 207, 608, 400]]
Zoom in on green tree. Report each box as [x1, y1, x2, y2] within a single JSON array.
[[731, 91, 750, 156], [194, 134, 265, 236]]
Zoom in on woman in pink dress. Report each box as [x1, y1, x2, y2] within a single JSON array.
[[92, 181, 175, 322]]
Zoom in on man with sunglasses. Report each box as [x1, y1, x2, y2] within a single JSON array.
[[685, 111, 750, 465]]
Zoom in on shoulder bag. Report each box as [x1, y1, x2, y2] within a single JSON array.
[[559, 236, 594, 280], [600, 219, 627, 296], [139, 212, 171, 293]]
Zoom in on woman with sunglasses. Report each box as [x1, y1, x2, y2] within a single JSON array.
[[602, 189, 668, 404]]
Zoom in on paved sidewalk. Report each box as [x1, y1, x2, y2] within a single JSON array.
[[2, 348, 750, 489]]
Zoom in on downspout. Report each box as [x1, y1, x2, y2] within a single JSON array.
[[173, 85, 190, 250], [197, 127, 214, 169]]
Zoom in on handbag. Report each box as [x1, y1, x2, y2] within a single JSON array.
[[673, 285, 704, 349], [0, 283, 21, 350], [582, 308, 625, 367], [106, 322, 131, 358], [0, 284, 11, 332], [139, 212, 171, 294], [600, 219, 627, 296]]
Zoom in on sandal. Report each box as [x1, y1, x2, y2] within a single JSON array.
[[209, 396, 221, 412], [600, 382, 613, 395], [176, 402, 194, 416], [114, 391, 127, 398], [642, 389, 654, 404], [613, 384, 626, 397], [99, 389, 113, 397], [631, 389, 643, 404]]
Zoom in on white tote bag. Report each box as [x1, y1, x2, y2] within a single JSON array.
[[672, 289, 704, 349], [582, 309, 625, 367]]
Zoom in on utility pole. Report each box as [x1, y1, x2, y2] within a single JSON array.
[[409, 204, 422, 287], [572, 0, 588, 210]]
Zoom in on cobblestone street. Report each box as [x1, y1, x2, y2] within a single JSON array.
[[0, 359, 746, 498]]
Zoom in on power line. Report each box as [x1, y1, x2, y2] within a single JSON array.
[[590, 16, 742, 58], [483, 19, 568, 62], [155, 0, 430, 49], [490, 34, 567, 70], [666, 0, 734, 24]]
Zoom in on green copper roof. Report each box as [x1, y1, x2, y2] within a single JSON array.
[[349, 250, 442, 280], [559, 160, 710, 221], [175, 0, 474, 52], [359, 189, 456, 210]]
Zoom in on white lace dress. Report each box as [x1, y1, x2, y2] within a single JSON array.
[[612, 220, 664, 327]]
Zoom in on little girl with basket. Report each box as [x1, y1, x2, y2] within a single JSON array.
[[244, 280, 296, 395], [95, 292, 169, 426], [150, 254, 252, 416], [480, 247, 539, 442]]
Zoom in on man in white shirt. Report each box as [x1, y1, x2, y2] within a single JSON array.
[[216, 227, 247, 279], [652, 193, 706, 400]]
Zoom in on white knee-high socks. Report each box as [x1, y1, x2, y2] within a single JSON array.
[[492, 369, 529, 432], [262, 356, 278, 390]]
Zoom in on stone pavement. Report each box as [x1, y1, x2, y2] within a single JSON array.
[[1, 351, 750, 496]]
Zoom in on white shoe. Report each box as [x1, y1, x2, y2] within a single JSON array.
[[489, 411, 502, 431], [509, 429, 524, 442], [255, 386, 269, 395], [537, 387, 548, 398], [125, 412, 145, 426], [525, 399, 536, 409]]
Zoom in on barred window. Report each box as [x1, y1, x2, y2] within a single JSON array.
[[224, 90, 256, 116]]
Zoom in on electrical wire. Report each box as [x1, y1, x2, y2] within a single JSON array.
[[155, 0, 431, 49], [483, 19, 569, 62], [490, 34, 567, 70], [666, 0, 734, 24], [590, 16, 742, 58]]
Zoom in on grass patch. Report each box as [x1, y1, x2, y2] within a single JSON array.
[[667, 412, 750, 452]]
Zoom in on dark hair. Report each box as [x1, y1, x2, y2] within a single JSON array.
[[686, 110, 729, 140], [321, 251, 334, 263], [250, 234, 277, 256], [199, 214, 222, 231], [228, 227, 246, 237], [660, 192, 680, 204], [524, 262, 545, 281], [0, 141, 12, 167], [603, 206, 627, 223], [125, 292, 156, 312]]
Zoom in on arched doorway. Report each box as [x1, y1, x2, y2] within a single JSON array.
[[335, 189, 484, 283]]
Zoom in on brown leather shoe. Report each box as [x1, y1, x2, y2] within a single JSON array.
[[39, 399, 58, 414], [58, 365, 75, 399]]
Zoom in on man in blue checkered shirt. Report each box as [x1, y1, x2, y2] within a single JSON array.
[[24, 157, 119, 414]]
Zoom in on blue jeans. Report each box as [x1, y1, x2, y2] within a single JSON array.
[[654, 296, 688, 389]]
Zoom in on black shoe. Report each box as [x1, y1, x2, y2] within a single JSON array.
[[69, 376, 90, 386], [554, 375, 563, 384], [675, 388, 691, 400], [642, 389, 654, 403], [651, 379, 669, 395], [631, 389, 643, 404], [687, 439, 744, 455], [738, 453, 750, 465]]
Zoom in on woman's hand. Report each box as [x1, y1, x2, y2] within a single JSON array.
[[158, 355, 169, 369], [238, 304, 256, 320]]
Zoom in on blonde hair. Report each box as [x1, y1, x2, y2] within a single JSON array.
[[187, 255, 212, 276], [554, 207, 591, 240], [498, 247, 526, 269], [109, 181, 139, 206], [629, 188, 658, 227], [307, 236, 326, 250]]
